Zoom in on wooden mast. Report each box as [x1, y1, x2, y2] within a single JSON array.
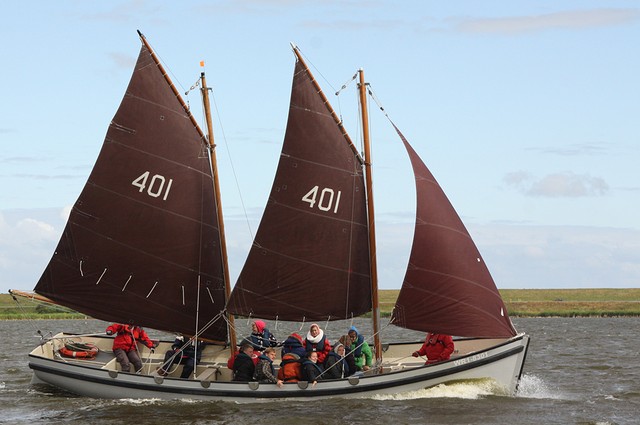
[[290, 44, 365, 165], [200, 72, 237, 349], [137, 31, 236, 347], [290, 44, 381, 363], [358, 69, 382, 365]]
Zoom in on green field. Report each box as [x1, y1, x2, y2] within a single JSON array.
[[380, 288, 640, 317], [0, 293, 83, 319], [3, 288, 640, 319]]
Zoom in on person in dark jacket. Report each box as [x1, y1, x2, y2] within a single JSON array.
[[301, 351, 324, 385], [157, 335, 206, 379], [323, 343, 349, 379], [412, 332, 454, 364], [106, 323, 156, 373], [281, 332, 306, 358], [232, 341, 256, 381], [248, 320, 277, 352]]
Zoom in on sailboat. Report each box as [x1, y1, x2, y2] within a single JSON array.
[[19, 32, 529, 401]]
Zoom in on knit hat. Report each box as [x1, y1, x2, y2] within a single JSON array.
[[254, 320, 266, 333]]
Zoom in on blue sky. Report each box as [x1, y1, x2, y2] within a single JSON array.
[[1, 1, 639, 293]]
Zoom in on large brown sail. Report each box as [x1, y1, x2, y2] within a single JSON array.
[[34, 44, 228, 342], [391, 125, 516, 338], [227, 59, 372, 321]]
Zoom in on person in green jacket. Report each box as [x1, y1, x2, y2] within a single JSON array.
[[347, 326, 372, 372]]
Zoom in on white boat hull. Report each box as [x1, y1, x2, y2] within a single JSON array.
[[29, 333, 529, 401]]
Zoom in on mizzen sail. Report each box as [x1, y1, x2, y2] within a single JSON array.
[[227, 58, 372, 321], [34, 44, 228, 342], [390, 125, 516, 338]]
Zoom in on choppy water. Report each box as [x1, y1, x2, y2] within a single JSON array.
[[1, 317, 639, 424]]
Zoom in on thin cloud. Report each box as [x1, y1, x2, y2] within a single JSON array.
[[302, 18, 405, 31], [619, 186, 640, 193], [527, 142, 611, 156], [1, 156, 41, 164], [456, 8, 640, 34], [475, 223, 640, 288], [82, 0, 162, 23], [108, 52, 136, 70], [504, 171, 609, 197], [12, 173, 79, 180]]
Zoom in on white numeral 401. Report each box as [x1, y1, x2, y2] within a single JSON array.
[[132, 171, 173, 201], [302, 186, 341, 213]]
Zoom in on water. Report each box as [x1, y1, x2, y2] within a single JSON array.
[[1, 317, 639, 424]]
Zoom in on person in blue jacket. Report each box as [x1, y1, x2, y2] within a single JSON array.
[[281, 332, 306, 358]]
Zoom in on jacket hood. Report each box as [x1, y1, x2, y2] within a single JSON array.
[[288, 333, 303, 343]]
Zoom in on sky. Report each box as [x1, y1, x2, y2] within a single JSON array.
[[1, 0, 639, 294]]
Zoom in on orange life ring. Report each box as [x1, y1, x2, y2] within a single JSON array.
[[59, 343, 99, 359]]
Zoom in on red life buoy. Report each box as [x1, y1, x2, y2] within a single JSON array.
[[59, 343, 99, 359]]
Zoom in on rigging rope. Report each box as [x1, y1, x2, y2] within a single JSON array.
[[315, 320, 392, 380], [209, 90, 256, 242], [9, 292, 71, 341], [334, 72, 358, 97]]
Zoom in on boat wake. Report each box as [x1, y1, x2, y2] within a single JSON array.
[[372, 380, 502, 401], [515, 374, 565, 400], [372, 373, 565, 401]]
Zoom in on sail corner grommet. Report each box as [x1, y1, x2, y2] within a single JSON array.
[[248, 381, 259, 390], [297, 381, 309, 390], [348, 376, 359, 386], [108, 370, 118, 379]]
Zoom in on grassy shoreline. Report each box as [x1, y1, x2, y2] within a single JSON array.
[[3, 288, 640, 320]]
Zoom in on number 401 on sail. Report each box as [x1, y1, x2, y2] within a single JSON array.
[[132, 171, 173, 201], [302, 186, 341, 213]]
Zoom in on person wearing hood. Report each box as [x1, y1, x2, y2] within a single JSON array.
[[412, 332, 454, 365], [303, 323, 331, 364], [248, 320, 277, 352], [281, 332, 306, 358], [323, 343, 349, 379], [347, 326, 372, 372]]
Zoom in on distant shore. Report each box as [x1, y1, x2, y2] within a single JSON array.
[[3, 288, 640, 319], [380, 288, 640, 317]]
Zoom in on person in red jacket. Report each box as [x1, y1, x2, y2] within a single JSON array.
[[412, 332, 454, 365], [106, 323, 156, 373]]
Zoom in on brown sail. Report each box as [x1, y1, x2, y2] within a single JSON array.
[[227, 58, 372, 321], [390, 124, 516, 338], [34, 44, 228, 342]]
